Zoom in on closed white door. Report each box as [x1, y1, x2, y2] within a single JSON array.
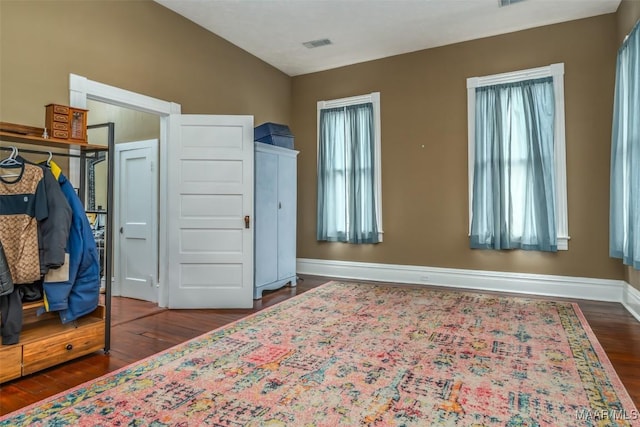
[[115, 139, 158, 302], [167, 115, 254, 309]]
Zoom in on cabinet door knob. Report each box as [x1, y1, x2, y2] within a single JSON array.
[[65, 344, 73, 351]]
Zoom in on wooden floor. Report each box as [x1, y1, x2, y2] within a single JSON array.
[[1, 274, 639, 416]]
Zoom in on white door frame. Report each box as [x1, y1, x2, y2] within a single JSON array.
[[69, 73, 180, 307]]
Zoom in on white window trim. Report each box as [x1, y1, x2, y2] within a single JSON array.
[[466, 63, 569, 250], [317, 92, 383, 242]]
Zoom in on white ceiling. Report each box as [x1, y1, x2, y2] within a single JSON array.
[[155, 0, 621, 76]]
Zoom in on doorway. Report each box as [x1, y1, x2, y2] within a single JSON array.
[[114, 139, 159, 302], [85, 102, 160, 304], [69, 73, 256, 310], [70, 74, 180, 308]]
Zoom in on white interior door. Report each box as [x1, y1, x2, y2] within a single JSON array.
[[167, 115, 254, 309], [115, 139, 159, 302]]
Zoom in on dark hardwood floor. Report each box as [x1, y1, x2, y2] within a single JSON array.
[[1, 274, 639, 416]]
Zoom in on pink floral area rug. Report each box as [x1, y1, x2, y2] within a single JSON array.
[[2, 281, 639, 426]]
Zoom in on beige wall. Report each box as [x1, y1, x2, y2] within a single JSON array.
[[617, 1, 640, 289], [87, 100, 160, 146], [292, 14, 624, 280], [617, 0, 640, 42], [86, 100, 162, 209], [0, 0, 291, 128]]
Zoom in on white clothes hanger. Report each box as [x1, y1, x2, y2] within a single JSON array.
[[0, 146, 23, 178], [0, 146, 21, 166]]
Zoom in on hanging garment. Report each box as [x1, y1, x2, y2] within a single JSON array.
[[0, 238, 22, 344], [0, 287, 22, 345], [42, 161, 100, 324], [0, 239, 14, 296], [16, 156, 72, 274], [18, 281, 43, 302], [0, 163, 48, 284]]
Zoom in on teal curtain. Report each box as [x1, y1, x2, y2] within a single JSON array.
[[317, 102, 379, 243], [610, 21, 640, 268], [470, 77, 557, 251]]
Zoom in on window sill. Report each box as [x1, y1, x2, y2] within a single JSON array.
[[466, 235, 570, 251]]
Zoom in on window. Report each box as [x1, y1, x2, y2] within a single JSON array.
[[317, 92, 382, 243], [610, 22, 640, 268], [467, 63, 568, 251]]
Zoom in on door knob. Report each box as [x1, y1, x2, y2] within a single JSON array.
[[244, 216, 250, 229], [119, 227, 123, 234]]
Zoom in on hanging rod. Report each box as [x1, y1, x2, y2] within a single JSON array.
[[88, 122, 113, 130], [0, 146, 104, 159]]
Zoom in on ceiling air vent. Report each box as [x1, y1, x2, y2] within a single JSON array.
[[302, 38, 332, 49], [498, 0, 526, 6]]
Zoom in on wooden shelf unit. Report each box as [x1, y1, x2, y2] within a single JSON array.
[[0, 130, 106, 151], [0, 124, 112, 384]]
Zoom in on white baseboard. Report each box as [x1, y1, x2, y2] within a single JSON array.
[[297, 258, 627, 303], [623, 284, 640, 322]]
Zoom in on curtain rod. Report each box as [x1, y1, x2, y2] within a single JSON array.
[[623, 19, 640, 44]]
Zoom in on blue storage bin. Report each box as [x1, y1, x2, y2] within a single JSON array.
[[254, 122, 294, 149]]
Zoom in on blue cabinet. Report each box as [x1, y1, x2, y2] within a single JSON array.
[[254, 142, 299, 299]]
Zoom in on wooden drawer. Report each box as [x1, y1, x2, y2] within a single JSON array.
[[50, 104, 69, 115], [51, 129, 69, 139], [22, 318, 104, 375], [51, 113, 68, 123], [0, 345, 22, 383], [51, 122, 68, 131]]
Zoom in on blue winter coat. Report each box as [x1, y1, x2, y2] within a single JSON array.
[[42, 161, 100, 324]]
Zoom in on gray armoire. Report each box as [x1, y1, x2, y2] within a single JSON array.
[[254, 142, 299, 299]]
